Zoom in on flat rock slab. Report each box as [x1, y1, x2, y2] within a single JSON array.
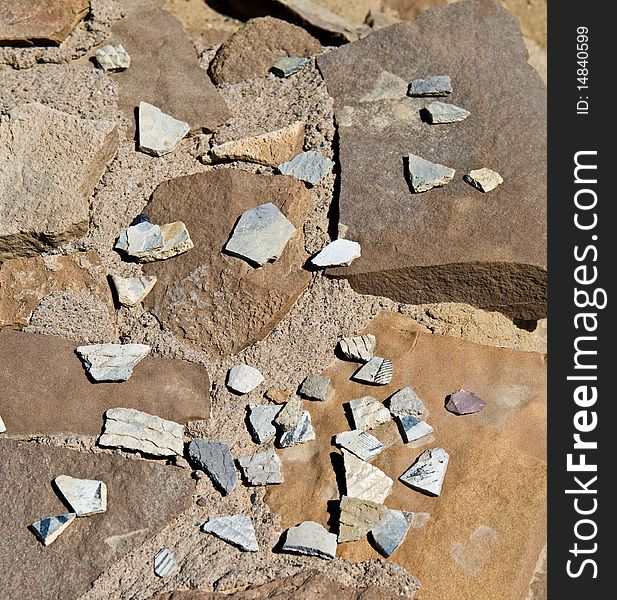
[[201, 515, 259, 552], [281, 521, 337, 560], [76, 343, 150, 382], [318, 0, 547, 320], [238, 449, 283, 485], [247, 404, 283, 443], [209, 17, 321, 84], [0, 330, 210, 435], [187, 439, 237, 496], [0, 0, 89, 46], [109, 8, 230, 134], [53, 475, 107, 516], [0, 439, 193, 600], [265, 311, 546, 600], [342, 449, 393, 504], [142, 169, 311, 357], [0, 103, 118, 259]]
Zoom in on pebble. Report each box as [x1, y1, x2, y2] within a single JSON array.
[[445, 389, 486, 414], [334, 430, 384, 461], [98, 407, 185, 457], [138, 101, 190, 156], [53, 475, 107, 516], [281, 521, 337, 560], [278, 150, 334, 185], [342, 449, 393, 503], [298, 374, 334, 402], [397, 416, 434, 444], [424, 101, 470, 124], [265, 388, 291, 404], [399, 447, 449, 496], [310, 239, 361, 267], [408, 75, 453, 97], [201, 515, 259, 552], [271, 56, 310, 77], [464, 168, 504, 193], [110, 275, 157, 307], [224, 203, 296, 267], [352, 356, 394, 385], [338, 495, 387, 543], [30, 513, 76, 546], [347, 396, 391, 431], [95, 44, 131, 72], [115, 220, 193, 262], [187, 439, 237, 496], [369, 509, 412, 557], [154, 548, 178, 578], [237, 449, 283, 485], [0, 416, 5, 433], [387, 387, 427, 419], [226, 364, 265, 394], [406, 153, 456, 193], [75, 343, 150, 382], [338, 334, 376, 362], [247, 404, 283, 444]]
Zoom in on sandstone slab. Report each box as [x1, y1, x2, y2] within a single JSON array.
[[0, 439, 193, 600], [76, 343, 150, 382], [0, 103, 118, 259], [142, 169, 311, 357], [359, 71, 408, 102], [209, 17, 321, 84], [317, 0, 547, 320], [0, 0, 89, 46], [53, 475, 107, 516], [281, 521, 336, 560], [342, 449, 393, 503], [109, 8, 230, 134], [338, 496, 387, 543], [187, 439, 237, 496], [0, 330, 210, 435], [201, 515, 259, 552]]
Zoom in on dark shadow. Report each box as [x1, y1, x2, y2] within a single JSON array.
[[243, 406, 260, 444], [419, 107, 433, 124], [271, 529, 289, 554], [367, 530, 390, 558], [326, 499, 342, 536], [330, 450, 346, 499], [133, 105, 140, 144], [341, 401, 356, 430], [327, 127, 342, 242], [513, 318, 539, 332], [106, 274, 122, 309]]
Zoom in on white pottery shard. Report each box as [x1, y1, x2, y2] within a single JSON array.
[[98, 407, 185, 457], [335, 430, 384, 461], [154, 548, 178, 578], [277, 410, 315, 448], [464, 168, 504, 193], [398, 416, 434, 444], [338, 334, 376, 362], [342, 449, 393, 503], [247, 404, 283, 444], [201, 515, 259, 552], [138, 101, 190, 157], [311, 239, 361, 267], [387, 387, 427, 419], [227, 364, 264, 394], [237, 449, 283, 485], [75, 343, 150, 382], [95, 44, 131, 72], [347, 396, 391, 431], [278, 151, 334, 185], [110, 275, 157, 307], [369, 508, 412, 557], [352, 356, 393, 385], [115, 221, 193, 262], [30, 513, 76, 546], [0, 416, 5, 433], [406, 153, 455, 193], [53, 475, 107, 516], [281, 521, 337, 560], [400, 447, 449, 496]]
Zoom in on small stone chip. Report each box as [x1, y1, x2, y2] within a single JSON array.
[[397, 416, 434, 444], [53, 475, 107, 516], [352, 356, 393, 385], [424, 101, 470, 124], [238, 449, 283, 485], [75, 343, 150, 382], [226, 364, 265, 394], [342, 449, 393, 503], [274, 399, 304, 431], [369, 509, 412, 557], [202, 515, 259, 552], [281, 521, 337, 560], [30, 513, 76, 546], [298, 375, 334, 402], [334, 430, 384, 461], [224, 203, 296, 267], [247, 404, 283, 444], [338, 334, 376, 362], [188, 439, 237, 496], [138, 101, 190, 157], [115, 220, 193, 262], [408, 75, 453, 97], [338, 496, 387, 543], [154, 548, 178, 578], [271, 56, 311, 77], [110, 275, 157, 307], [277, 410, 316, 448], [400, 447, 449, 496], [406, 153, 456, 193], [445, 389, 486, 414], [311, 239, 361, 267], [464, 168, 504, 193], [278, 151, 334, 185], [347, 396, 391, 431], [95, 44, 131, 72], [265, 388, 292, 404], [387, 387, 427, 419]]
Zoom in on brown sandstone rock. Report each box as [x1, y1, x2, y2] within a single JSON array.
[[0, 330, 210, 435], [266, 311, 546, 600], [317, 0, 547, 320], [209, 17, 322, 85], [0, 0, 89, 46], [142, 170, 311, 357], [0, 439, 193, 600]]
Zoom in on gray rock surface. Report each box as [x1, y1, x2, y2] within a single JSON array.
[[399, 447, 449, 496], [201, 516, 259, 552], [226, 365, 265, 394], [360, 71, 408, 102], [188, 439, 237, 496], [338, 496, 387, 543], [424, 101, 470, 124], [110, 275, 157, 307], [338, 334, 376, 362], [53, 475, 107, 517], [387, 387, 427, 419], [278, 150, 334, 185], [272, 56, 311, 77], [225, 203, 297, 267], [397, 416, 434, 444], [408, 75, 452, 97], [275, 399, 305, 431], [95, 44, 130, 72], [347, 396, 391, 430], [154, 548, 178, 578], [342, 449, 393, 503], [98, 408, 185, 458], [75, 343, 150, 382], [352, 357, 394, 385], [406, 153, 456, 193], [30, 513, 76, 546], [334, 430, 384, 461], [369, 509, 411, 557], [238, 449, 283, 485], [281, 521, 337, 560], [298, 374, 334, 402], [464, 167, 504, 193], [311, 239, 361, 267], [247, 404, 283, 444], [138, 102, 190, 157]]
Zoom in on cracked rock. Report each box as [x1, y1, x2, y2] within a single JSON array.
[[226, 365, 265, 394], [202, 515, 259, 552], [352, 357, 394, 385], [387, 387, 427, 419], [115, 220, 193, 262], [30, 513, 76, 546], [400, 447, 449, 496], [53, 475, 107, 516], [281, 521, 337, 560], [424, 101, 470, 124], [95, 44, 131, 72], [154, 548, 178, 578], [369, 508, 412, 557], [445, 389, 486, 415], [342, 449, 393, 503], [406, 153, 456, 193], [398, 416, 434, 444], [347, 396, 391, 431], [98, 408, 185, 457], [138, 102, 190, 157], [247, 404, 283, 444], [298, 375, 334, 402], [278, 151, 334, 185], [187, 439, 237, 496], [238, 449, 283, 485], [110, 275, 157, 307], [311, 239, 361, 268], [408, 75, 453, 97], [334, 430, 384, 462], [464, 168, 504, 193], [271, 56, 310, 77], [75, 343, 150, 382], [338, 495, 387, 543], [338, 334, 376, 362]]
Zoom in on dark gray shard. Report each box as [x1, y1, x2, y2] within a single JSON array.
[[369, 508, 412, 557], [298, 374, 333, 402], [445, 389, 486, 415], [406, 153, 455, 193], [424, 101, 470, 124], [408, 75, 453, 97], [271, 56, 311, 77], [187, 439, 237, 495]]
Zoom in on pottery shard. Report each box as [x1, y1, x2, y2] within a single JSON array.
[[342, 449, 393, 503], [465, 168, 504, 193], [387, 386, 427, 419], [75, 343, 150, 382], [138, 102, 190, 157], [445, 389, 486, 415], [0, 103, 118, 260], [53, 475, 107, 516], [274, 399, 304, 431], [154, 548, 178, 578], [30, 513, 76, 546], [115, 221, 194, 262], [110, 275, 157, 307], [109, 8, 230, 134], [238, 449, 284, 485], [406, 153, 455, 193], [0, 439, 193, 600], [99, 408, 185, 458], [338, 334, 376, 362], [281, 521, 337, 560], [335, 430, 384, 462], [0, 0, 89, 46], [400, 447, 449, 496], [227, 364, 265, 394], [408, 75, 453, 97], [201, 515, 259, 552], [424, 101, 470, 124], [142, 170, 311, 356], [352, 356, 394, 385], [188, 439, 237, 496], [398, 416, 434, 444], [209, 17, 321, 85], [298, 374, 333, 402], [317, 0, 547, 320], [347, 396, 391, 431], [311, 239, 361, 268], [95, 44, 130, 72], [278, 150, 334, 185], [369, 508, 411, 557], [208, 122, 305, 167], [338, 495, 387, 543], [277, 410, 316, 448], [247, 404, 283, 444], [271, 56, 310, 77], [0, 416, 5, 433]]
